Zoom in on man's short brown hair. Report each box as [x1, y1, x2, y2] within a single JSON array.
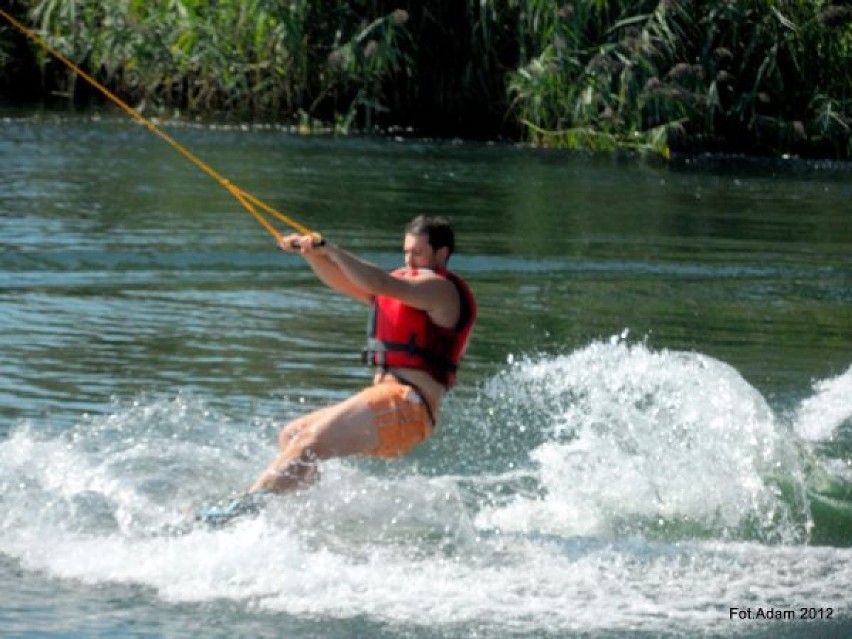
[[405, 215, 455, 257]]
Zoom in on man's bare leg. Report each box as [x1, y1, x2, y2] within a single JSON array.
[[249, 393, 379, 494]]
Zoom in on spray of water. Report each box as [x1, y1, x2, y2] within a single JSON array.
[[1, 341, 850, 635], [471, 338, 818, 544]]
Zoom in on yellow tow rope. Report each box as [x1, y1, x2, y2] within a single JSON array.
[[0, 8, 318, 243]]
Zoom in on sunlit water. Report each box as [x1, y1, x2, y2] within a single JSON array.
[[1, 112, 851, 638]]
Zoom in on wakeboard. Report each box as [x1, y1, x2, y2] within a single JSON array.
[[191, 491, 268, 528]]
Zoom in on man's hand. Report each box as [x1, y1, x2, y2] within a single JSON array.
[[278, 233, 326, 255]]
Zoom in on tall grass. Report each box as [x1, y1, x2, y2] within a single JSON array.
[[506, 0, 852, 157], [3, 0, 850, 157], [23, 0, 411, 128]]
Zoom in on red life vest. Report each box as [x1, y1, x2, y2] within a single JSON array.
[[363, 267, 476, 389]]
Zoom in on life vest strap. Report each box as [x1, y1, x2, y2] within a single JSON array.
[[362, 337, 458, 374]]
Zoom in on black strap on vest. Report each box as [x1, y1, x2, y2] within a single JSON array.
[[362, 336, 458, 376]]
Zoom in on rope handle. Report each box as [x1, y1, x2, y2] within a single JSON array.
[[0, 8, 315, 242]]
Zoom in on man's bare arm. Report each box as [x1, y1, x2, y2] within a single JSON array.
[[324, 243, 460, 328], [279, 235, 372, 304]]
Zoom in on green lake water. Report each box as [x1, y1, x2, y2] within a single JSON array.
[[1, 112, 850, 638]]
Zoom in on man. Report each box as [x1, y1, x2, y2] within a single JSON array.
[[248, 215, 476, 495]]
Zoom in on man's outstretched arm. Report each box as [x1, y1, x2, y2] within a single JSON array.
[[324, 243, 460, 327], [279, 234, 372, 305]]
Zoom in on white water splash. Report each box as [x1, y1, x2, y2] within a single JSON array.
[[794, 363, 852, 442], [476, 340, 810, 542], [1, 348, 850, 636]]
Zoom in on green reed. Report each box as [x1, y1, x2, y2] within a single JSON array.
[[21, 0, 410, 129], [506, 0, 851, 158], [4, 0, 850, 157]]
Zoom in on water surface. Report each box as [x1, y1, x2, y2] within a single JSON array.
[[1, 112, 851, 638]]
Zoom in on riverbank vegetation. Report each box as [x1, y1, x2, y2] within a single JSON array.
[[1, 0, 850, 159]]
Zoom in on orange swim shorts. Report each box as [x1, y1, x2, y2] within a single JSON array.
[[358, 380, 435, 458]]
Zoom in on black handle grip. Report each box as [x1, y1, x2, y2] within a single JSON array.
[[289, 235, 325, 249]]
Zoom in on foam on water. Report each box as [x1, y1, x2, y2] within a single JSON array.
[[794, 364, 852, 443], [1, 343, 850, 636], [474, 339, 814, 544]]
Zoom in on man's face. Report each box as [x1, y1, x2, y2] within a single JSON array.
[[403, 233, 438, 270]]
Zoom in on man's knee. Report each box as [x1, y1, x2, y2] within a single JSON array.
[[277, 416, 311, 448], [278, 422, 325, 459], [277, 423, 294, 449]]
